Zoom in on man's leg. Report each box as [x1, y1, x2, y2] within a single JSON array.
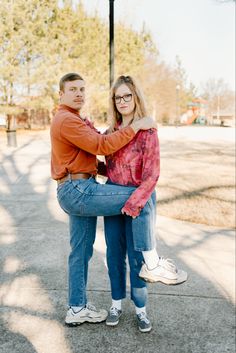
[[57, 178, 152, 239], [68, 214, 97, 307], [57, 178, 136, 217], [65, 214, 107, 326]]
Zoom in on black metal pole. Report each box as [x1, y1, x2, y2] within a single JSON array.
[[109, 0, 115, 88]]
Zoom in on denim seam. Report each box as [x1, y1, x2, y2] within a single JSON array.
[[134, 246, 154, 252]]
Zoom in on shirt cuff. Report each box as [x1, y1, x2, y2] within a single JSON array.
[[122, 204, 142, 217]]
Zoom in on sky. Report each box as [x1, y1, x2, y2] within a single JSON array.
[[83, 0, 235, 92]]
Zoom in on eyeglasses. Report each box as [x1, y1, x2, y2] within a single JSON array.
[[114, 94, 133, 104]]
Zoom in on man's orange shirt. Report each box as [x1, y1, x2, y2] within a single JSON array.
[[50, 105, 135, 180]]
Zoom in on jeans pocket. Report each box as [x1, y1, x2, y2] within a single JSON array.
[[58, 181, 86, 215], [72, 179, 91, 193], [57, 185, 66, 203]]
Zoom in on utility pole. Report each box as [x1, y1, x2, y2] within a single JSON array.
[[109, 0, 115, 88], [176, 84, 180, 125], [217, 95, 220, 123]]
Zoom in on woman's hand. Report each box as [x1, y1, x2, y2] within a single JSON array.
[[121, 207, 139, 219], [121, 209, 137, 219]]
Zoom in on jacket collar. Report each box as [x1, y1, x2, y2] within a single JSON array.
[[58, 104, 81, 116]]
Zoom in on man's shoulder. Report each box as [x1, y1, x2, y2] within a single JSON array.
[[54, 108, 75, 119], [53, 109, 84, 127]]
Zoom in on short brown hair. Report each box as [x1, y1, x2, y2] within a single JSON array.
[[59, 73, 84, 91]]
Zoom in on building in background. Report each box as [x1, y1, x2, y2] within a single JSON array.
[[180, 98, 208, 125]]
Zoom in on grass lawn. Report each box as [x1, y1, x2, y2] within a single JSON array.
[[157, 126, 235, 228]]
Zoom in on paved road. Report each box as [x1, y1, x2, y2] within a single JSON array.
[[0, 129, 235, 353]]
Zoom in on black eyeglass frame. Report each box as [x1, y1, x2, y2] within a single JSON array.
[[113, 93, 133, 104]]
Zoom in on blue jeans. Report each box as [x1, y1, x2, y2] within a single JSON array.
[[105, 180, 157, 251], [104, 214, 148, 308], [57, 177, 155, 306]]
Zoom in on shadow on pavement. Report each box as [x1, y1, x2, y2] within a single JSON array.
[[0, 130, 235, 353]]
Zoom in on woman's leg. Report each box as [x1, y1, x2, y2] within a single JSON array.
[[142, 248, 159, 269], [137, 192, 188, 285], [104, 214, 126, 326], [125, 217, 152, 332], [124, 216, 147, 308], [104, 215, 127, 302], [131, 191, 157, 252]]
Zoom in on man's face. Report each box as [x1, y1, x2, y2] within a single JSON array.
[[59, 80, 85, 111]]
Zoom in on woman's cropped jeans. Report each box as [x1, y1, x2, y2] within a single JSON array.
[[104, 187, 156, 307], [57, 176, 156, 307], [104, 214, 147, 308]]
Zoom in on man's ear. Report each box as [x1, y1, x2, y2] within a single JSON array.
[[59, 90, 63, 97]]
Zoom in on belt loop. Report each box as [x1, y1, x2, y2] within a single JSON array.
[[68, 173, 72, 181]]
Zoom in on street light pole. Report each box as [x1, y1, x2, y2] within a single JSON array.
[[109, 0, 115, 88]]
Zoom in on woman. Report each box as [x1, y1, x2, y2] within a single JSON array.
[[104, 75, 187, 333]]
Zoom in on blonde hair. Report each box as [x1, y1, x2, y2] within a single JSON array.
[[109, 75, 147, 131]]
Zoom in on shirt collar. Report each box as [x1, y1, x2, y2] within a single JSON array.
[[58, 104, 81, 116]]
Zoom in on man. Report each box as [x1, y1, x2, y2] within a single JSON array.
[[50, 73, 156, 326]]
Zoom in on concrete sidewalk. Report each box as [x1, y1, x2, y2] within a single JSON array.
[[0, 130, 235, 353]]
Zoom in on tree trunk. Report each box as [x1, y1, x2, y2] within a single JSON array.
[[6, 114, 17, 147]]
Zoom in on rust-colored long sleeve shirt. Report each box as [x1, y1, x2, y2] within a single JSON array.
[[50, 105, 135, 180]]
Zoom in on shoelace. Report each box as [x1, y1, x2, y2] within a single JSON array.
[[86, 303, 98, 312], [137, 312, 149, 324], [110, 307, 120, 316], [158, 257, 178, 274]]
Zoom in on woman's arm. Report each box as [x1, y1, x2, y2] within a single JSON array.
[[122, 129, 160, 217]]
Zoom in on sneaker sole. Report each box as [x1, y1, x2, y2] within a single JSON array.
[[106, 320, 119, 326], [139, 326, 152, 333], [65, 316, 107, 326], [139, 270, 188, 285]]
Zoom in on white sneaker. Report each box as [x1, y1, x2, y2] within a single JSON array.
[[65, 303, 108, 326], [139, 257, 188, 285]]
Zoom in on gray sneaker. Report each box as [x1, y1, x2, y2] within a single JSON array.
[[65, 303, 107, 326], [106, 307, 122, 326], [137, 312, 152, 333]]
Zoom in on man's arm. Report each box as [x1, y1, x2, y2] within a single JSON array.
[[60, 116, 156, 156]]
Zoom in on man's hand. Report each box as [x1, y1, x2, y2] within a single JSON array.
[[130, 117, 157, 133]]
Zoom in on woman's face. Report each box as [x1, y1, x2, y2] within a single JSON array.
[[114, 84, 135, 117]]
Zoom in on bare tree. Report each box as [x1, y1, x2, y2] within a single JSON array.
[[201, 78, 235, 118]]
